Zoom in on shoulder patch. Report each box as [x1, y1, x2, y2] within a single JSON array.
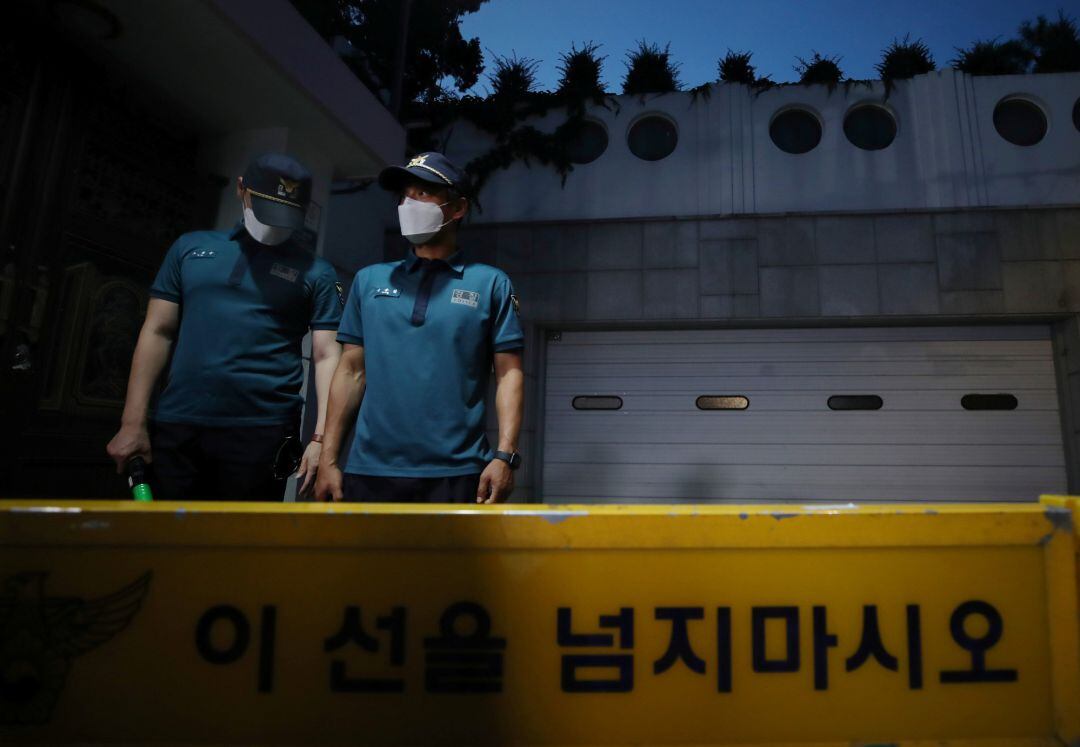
[[510, 294, 520, 314], [335, 281, 345, 307]]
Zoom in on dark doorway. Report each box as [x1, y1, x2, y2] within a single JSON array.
[[0, 7, 217, 497]]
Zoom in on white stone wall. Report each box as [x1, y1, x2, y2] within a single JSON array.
[[434, 70, 1080, 223]]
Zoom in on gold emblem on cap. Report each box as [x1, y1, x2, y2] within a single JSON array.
[[278, 177, 300, 199], [407, 154, 429, 168]]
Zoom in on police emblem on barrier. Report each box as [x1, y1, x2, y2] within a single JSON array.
[[0, 571, 151, 725], [277, 177, 300, 200]]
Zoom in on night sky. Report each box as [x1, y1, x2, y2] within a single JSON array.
[[457, 0, 1080, 93]]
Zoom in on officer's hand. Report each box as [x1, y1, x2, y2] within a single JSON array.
[[295, 441, 321, 497], [477, 459, 514, 504], [106, 424, 151, 475], [314, 461, 344, 502]]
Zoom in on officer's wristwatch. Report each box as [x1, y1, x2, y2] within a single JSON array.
[[493, 451, 522, 470]]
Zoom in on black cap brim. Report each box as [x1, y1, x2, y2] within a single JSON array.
[[251, 195, 306, 230], [378, 165, 453, 193]]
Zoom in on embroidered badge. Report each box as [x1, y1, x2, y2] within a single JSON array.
[[270, 263, 300, 283], [190, 250, 216, 259], [373, 287, 401, 298], [451, 289, 480, 308], [510, 294, 520, 314], [334, 281, 346, 307]]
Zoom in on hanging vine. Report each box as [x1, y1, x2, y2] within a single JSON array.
[[412, 43, 618, 204]]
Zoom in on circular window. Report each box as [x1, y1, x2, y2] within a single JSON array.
[[843, 105, 897, 150], [769, 108, 822, 155], [627, 115, 678, 161], [993, 98, 1047, 146], [566, 120, 608, 164], [1073, 97, 1080, 133]]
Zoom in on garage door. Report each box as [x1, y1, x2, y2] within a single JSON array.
[[541, 326, 1068, 502]]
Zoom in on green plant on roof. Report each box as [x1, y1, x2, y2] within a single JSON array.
[[558, 41, 607, 99], [950, 38, 1032, 75], [1020, 10, 1080, 73], [489, 52, 541, 99], [716, 49, 776, 95], [719, 50, 756, 84], [622, 40, 682, 95], [876, 34, 935, 94], [795, 51, 843, 89]]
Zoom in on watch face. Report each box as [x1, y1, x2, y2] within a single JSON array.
[[509, 453, 522, 469]]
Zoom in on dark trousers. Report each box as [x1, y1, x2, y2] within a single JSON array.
[[150, 420, 299, 501], [343, 473, 482, 503]]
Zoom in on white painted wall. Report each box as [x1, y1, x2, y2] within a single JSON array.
[[970, 72, 1080, 206], [422, 69, 1080, 224], [323, 186, 396, 275]]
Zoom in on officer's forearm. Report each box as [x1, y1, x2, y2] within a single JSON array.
[[311, 346, 341, 435], [321, 359, 365, 467], [494, 366, 524, 453], [120, 327, 174, 428]]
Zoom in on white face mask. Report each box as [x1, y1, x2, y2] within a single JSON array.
[[243, 206, 294, 246], [397, 196, 452, 245]]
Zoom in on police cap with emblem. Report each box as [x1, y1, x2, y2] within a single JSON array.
[[241, 153, 312, 230], [378, 152, 470, 195]]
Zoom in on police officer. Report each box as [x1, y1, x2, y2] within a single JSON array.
[[314, 152, 524, 503], [106, 154, 343, 501]]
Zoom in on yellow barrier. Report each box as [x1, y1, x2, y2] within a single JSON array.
[[0, 499, 1077, 746]]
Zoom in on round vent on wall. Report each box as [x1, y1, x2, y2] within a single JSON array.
[[993, 98, 1047, 146], [566, 120, 609, 165], [843, 105, 897, 150], [627, 114, 678, 161], [769, 108, 822, 154]]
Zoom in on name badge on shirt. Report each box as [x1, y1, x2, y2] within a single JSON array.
[[270, 263, 300, 283], [373, 287, 401, 298], [451, 289, 480, 308]]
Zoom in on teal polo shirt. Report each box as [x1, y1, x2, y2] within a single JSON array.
[[337, 249, 524, 477], [149, 224, 342, 426]]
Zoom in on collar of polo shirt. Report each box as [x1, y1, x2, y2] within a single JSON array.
[[405, 248, 466, 274]]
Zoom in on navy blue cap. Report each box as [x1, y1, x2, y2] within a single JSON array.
[[241, 153, 312, 230], [378, 152, 469, 194]]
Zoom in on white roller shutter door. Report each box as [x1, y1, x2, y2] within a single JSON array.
[[541, 326, 1067, 502]]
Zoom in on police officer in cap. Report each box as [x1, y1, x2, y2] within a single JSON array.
[[314, 152, 525, 503], [107, 154, 343, 500]]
